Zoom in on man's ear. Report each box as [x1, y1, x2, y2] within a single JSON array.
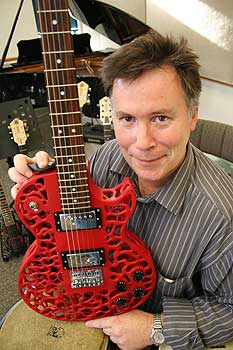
[[190, 106, 199, 132]]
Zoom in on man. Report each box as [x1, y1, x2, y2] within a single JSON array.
[[9, 30, 233, 350]]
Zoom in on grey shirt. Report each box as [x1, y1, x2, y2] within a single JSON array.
[[90, 140, 233, 350]]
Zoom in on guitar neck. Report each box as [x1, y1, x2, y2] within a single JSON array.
[[0, 181, 15, 227], [18, 144, 28, 155], [38, 0, 90, 211], [103, 124, 114, 143], [99, 96, 114, 143]]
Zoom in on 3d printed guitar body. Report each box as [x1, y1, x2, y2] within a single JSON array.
[[14, 168, 156, 321]]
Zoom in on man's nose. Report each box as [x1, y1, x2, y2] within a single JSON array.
[[135, 124, 156, 150]]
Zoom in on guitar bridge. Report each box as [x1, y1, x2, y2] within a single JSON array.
[[70, 268, 104, 288], [55, 209, 102, 231]]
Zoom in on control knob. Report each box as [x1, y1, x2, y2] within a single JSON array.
[[133, 270, 144, 282], [116, 297, 127, 308], [115, 281, 127, 292], [133, 288, 145, 299]]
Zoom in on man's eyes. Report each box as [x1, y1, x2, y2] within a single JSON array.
[[153, 115, 168, 122], [117, 114, 169, 125], [119, 116, 134, 123]]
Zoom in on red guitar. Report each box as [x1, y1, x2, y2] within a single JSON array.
[[14, 0, 156, 321]]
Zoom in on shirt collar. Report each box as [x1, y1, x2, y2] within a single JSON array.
[[110, 141, 194, 215]]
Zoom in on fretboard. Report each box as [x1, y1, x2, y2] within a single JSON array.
[[103, 125, 115, 143], [0, 181, 15, 227], [38, 0, 90, 211]]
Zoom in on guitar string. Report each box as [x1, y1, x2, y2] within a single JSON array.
[[39, 0, 80, 286], [52, 0, 92, 281], [50, 0, 82, 274]]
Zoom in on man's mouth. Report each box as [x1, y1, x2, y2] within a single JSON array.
[[135, 155, 165, 165]]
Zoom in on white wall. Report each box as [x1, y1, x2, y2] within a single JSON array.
[[0, 0, 38, 60], [146, 0, 233, 85], [199, 79, 233, 125], [0, 0, 232, 126]]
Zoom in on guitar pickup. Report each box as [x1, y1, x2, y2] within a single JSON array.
[[62, 249, 105, 269], [55, 209, 102, 231]]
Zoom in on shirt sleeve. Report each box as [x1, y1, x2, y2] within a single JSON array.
[[162, 248, 233, 350]]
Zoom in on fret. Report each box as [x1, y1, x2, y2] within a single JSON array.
[[61, 204, 91, 210], [61, 200, 91, 206], [60, 177, 88, 186], [41, 31, 71, 35], [43, 54, 74, 70], [37, 9, 68, 13], [58, 172, 87, 178], [48, 98, 79, 102], [59, 188, 89, 194], [52, 131, 83, 138], [0, 204, 9, 209], [53, 141, 85, 148], [48, 102, 80, 115], [59, 189, 88, 195], [46, 84, 77, 88], [53, 149, 85, 158], [48, 90, 80, 102], [60, 196, 89, 202], [53, 145, 84, 149], [58, 173, 87, 178], [45, 73, 77, 89], [43, 50, 73, 54], [60, 193, 89, 198], [45, 68, 76, 72], [60, 180, 89, 189], [60, 196, 90, 202], [52, 135, 83, 139], [49, 113, 80, 117], [56, 163, 85, 167], [0, 182, 15, 226], [58, 178, 88, 184], [56, 155, 86, 159]]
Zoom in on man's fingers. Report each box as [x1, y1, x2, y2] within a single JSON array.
[[8, 151, 54, 200], [12, 154, 35, 178], [102, 327, 112, 336], [8, 166, 30, 185], [10, 183, 21, 200], [85, 316, 114, 329], [34, 151, 54, 168]]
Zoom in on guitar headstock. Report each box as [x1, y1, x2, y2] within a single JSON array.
[[9, 118, 29, 146], [99, 96, 112, 126], [77, 81, 90, 108]]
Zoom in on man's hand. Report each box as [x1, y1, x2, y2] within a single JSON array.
[[85, 309, 153, 350], [8, 151, 53, 199]]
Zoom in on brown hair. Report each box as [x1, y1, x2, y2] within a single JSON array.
[[100, 30, 202, 114]]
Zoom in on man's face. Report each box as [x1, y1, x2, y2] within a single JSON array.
[[112, 66, 198, 194]]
